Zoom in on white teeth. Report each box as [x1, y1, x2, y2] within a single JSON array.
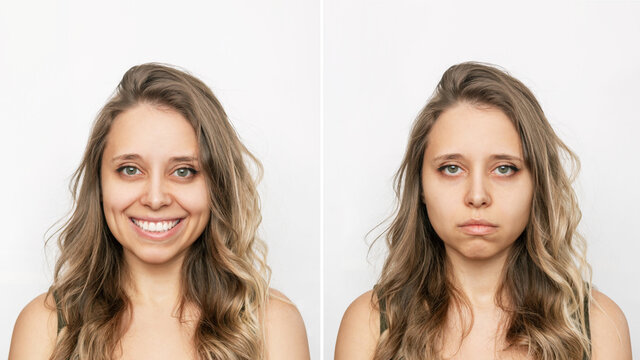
[[132, 219, 180, 232]]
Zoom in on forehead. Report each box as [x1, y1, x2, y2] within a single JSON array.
[[103, 103, 198, 159], [425, 102, 523, 159]]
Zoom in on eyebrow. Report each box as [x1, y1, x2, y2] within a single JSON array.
[[111, 153, 199, 163], [431, 153, 523, 164]]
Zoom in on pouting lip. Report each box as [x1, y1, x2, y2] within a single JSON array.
[[458, 219, 498, 227]]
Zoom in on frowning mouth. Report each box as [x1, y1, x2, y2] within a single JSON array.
[[458, 219, 498, 236], [130, 218, 182, 233]]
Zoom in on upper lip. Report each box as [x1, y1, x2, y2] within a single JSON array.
[[129, 216, 184, 222], [459, 219, 497, 227]]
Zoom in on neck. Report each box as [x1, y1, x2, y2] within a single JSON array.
[[445, 246, 512, 309], [122, 250, 185, 308]]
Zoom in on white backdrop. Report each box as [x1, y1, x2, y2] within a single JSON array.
[[0, 1, 320, 358], [324, 0, 640, 358]]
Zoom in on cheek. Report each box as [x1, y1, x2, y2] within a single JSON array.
[[424, 193, 451, 219], [100, 176, 142, 241], [176, 180, 210, 215], [511, 191, 533, 230], [495, 181, 534, 232], [423, 174, 459, 213], [101, 176, 141, 214], [423, 184, 459, 236]]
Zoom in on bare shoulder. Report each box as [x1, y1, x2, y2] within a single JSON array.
[[335, 290, 380, 360], [264, 288, 310, 360], [590, 289, 632, 360], [9, 292, 58, 360]]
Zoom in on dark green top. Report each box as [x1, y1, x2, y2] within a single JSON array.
[[379, 296, 591, 359], [53, 291, 66, 334]]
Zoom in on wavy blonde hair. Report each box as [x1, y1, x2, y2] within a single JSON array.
[[47, 63, 269, 359], [374, 62, 591, 360]]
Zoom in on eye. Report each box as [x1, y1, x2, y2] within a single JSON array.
[[439, 165, 463, 175], [493, 165, 519, 176], [117, 166, 141, 176], [173, 167, 197, 178]]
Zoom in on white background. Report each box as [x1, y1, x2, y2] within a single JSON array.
[[324, 0, 640, 358], [0, 1, 320, 358], [2, 1, 639, 359]]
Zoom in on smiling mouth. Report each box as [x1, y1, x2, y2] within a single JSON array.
[[130, 218, 182, 233]]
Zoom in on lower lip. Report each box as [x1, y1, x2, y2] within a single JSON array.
[[459, 225, 497, 236], [130, 218, 185, 241]]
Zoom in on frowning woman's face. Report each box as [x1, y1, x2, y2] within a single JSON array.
[[421, 102, 534, 263], [100, 103, 210, 267]]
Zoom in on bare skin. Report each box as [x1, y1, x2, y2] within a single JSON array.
[[9, 288, 309, 359], [335, 103, 631, 359], [336, 289, 631, 360]]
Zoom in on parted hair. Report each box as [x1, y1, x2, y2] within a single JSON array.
[[48, 63, 269, 359], [374, 62, 591, 360]]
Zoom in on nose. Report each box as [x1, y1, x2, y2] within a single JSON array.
[[140, 173, 172, 210], [464, 172, 491, 208]]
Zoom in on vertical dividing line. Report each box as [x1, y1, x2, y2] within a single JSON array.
[[319, 0, 325, 358]]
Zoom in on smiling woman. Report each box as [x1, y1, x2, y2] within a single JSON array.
[[100, 104, 210, 267], [335, 62, 631, 360], [8, 64, 309, 360]]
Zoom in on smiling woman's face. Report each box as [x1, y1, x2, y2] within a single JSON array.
[[421, 102, 534, 262], [100, 103, 210, 266]]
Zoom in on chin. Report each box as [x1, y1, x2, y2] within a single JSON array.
[[127, 247, 185, 266], [462, 251, 501, 261], [448, 241, 510, 261]]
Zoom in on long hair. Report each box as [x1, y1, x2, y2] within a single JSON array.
[[47, 63, 269, 359], [373, 62, 591, 360]]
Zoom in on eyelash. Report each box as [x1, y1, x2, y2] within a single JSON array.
[[437, 164, 520, 176], [116, 166, 198, 178]]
